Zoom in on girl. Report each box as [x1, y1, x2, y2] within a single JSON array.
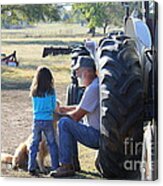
[[28, 66, 59, 175]]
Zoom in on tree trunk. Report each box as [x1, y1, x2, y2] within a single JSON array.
[[103, 23, 108, 35], [87, 27, 96, 37]]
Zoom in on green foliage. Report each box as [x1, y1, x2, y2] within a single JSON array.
[[72, 2, 125, 34], [1, 4, 61, 28], [1, 2, 140, 33]]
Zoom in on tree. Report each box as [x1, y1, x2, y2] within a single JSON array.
[[72, 3, 106, 36], [1, 4, 61, 28], [72, 2, 125, 36]]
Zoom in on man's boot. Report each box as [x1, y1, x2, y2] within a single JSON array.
[[50, 163, 75, 178]]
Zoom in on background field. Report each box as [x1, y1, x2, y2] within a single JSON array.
[[1, 23, 103, 179]]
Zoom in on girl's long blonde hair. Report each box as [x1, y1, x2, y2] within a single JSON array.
[[30, 66, 55, 97]]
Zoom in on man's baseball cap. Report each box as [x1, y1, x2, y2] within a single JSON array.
[[72, 56, 96, 70]]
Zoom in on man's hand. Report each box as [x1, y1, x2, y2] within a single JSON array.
[[69, 107, 88, 122], [55, 105, 88, 122]]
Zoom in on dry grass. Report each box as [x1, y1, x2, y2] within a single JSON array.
[[1, 23, 104, 39]]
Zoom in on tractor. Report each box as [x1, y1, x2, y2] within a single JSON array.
[[66, 1, 158, 180]]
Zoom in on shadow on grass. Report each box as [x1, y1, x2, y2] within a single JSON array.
[[19, 64, 38, 70], [73, 170, 102, 179], [1, 163, 102, 179], [43, 169, 102, 179], [2, 40, 83, 47], [1, 79, 69, 91], [1, 80, 31, 90], [39, 167, 102, 179]]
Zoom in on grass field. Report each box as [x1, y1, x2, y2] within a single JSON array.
[[1, 23, 103, 89], [1, 23, 103, 179]]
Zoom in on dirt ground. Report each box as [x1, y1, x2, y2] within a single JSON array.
[[1, 83, 101, 179], [1, 83, 67, 153]]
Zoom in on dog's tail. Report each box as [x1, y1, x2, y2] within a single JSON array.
[[1, 153, 13, 164]]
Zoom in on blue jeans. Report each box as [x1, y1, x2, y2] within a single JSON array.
[[28, 120, 59, 171], [58, 117, 100, 164]]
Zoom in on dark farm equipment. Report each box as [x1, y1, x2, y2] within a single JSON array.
[[42, 46, 72, 58], [1, 51, 19, 66], [57, 1, 158, 181], [95, 1, 158, 180]]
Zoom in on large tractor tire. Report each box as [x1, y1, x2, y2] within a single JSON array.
[[66, 84, 85, 105], [96, 36, 144, 179]]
